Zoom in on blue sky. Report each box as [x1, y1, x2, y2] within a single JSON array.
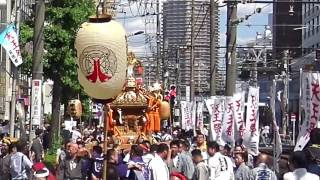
[[220, 3, 273, 46], [116, 0, 273, 56]]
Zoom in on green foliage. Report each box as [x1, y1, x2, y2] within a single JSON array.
[[48, 131, 62, 154], [44, 0, 95, 108], [44, 153, 56, 170], [44, 0, 95, 83], [19, 23, 34, 76], [19, 0, 95, 115], [45, 132, 62, 168]]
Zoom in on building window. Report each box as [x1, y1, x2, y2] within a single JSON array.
[[312, 19, 315, 35], [304, 4, 306, 14], [312, 3, 315, 13], [308, 21, 311, 37], [317, 16, 320, 33]]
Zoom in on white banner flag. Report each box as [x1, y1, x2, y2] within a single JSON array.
[[196, 102, 204, 131], [295, 72, 320, 151], [0, 24, 23, 66], [206, 98, 214, 115], [244, 86, 260, 156], [234, 92, 246, 140], [206, 97, 225, 145], [222, 96, 235, 146], [181, 101, 192, 131], [31, 80, 42, 126], [270, 80, 282, 172], [191, 101, 197, 135]]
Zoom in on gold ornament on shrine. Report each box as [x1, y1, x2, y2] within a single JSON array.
[[75, 3, 127, 100]]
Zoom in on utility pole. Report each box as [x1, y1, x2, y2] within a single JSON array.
[[282, 50, 289, 135], [30, 0, 45, 142], [190, 0, 195, 101], [225, 0, 238, 96], [9, 0, 21, 137], [251, 48, 263, 87], [252, 56, 258, 87], [176, 47, 180, 100], [210, 0, 217, 96], [156, 0, 161, 82]]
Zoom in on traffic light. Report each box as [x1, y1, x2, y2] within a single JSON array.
[[68, 99, 82, 119]]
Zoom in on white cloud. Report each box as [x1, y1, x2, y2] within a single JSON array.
[[219, 32, 226, 46], [237, 36, 255, 45], [128, 45, 146, 54]]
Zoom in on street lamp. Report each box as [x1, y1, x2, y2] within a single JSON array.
[[293, 26, 308, 31], [127, 31, 144, 37]]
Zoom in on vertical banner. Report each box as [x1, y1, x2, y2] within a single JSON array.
[[270, 80, 282, 172], [234, 92, 246, 140], [0, 24, 23, 66], [186, 86, 190, 102], [205, 98, 214, 115], [295, 72, 320, 151], [244, 86, 260, 156], [222, 96, 235, 146], [206, 97, 225, 145], [31, 80, 42, 126], [180, 101, 187, 130], [196, 101, 204, 132], [181, 101, 192, 131], [191, 101, 197, 135]]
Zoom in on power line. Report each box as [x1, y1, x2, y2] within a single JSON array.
[[224, 0, 320, 3], [195, 8, 210, 40]]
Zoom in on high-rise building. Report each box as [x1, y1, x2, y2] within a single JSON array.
[[302, 2, 320, 55], [272, 1, 302, 60], [162, 0, 220, 100]]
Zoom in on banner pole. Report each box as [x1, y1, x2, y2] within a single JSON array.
[[272, 79, 276, 172], [293, 68, 303, 145]]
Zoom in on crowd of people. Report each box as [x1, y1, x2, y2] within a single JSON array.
[[0, 123, 107, 180], [0, 122, 317, 179], [107, 128, 320, 180]]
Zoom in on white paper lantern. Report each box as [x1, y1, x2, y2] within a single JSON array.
[[75, 20, 127, 100]]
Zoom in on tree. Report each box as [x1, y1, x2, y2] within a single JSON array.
[[20, 0, 95, 144]]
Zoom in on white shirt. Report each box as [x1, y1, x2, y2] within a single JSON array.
[[71, 130, 81, 142], [202, 128, 208, 136], [208, 152, 234, 180], [283, 168, 319, 180], [142, 153, 154, 164], [149, 154, 169, 180], [162, 133, 173, 141], [172, 154, 179, 167]]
